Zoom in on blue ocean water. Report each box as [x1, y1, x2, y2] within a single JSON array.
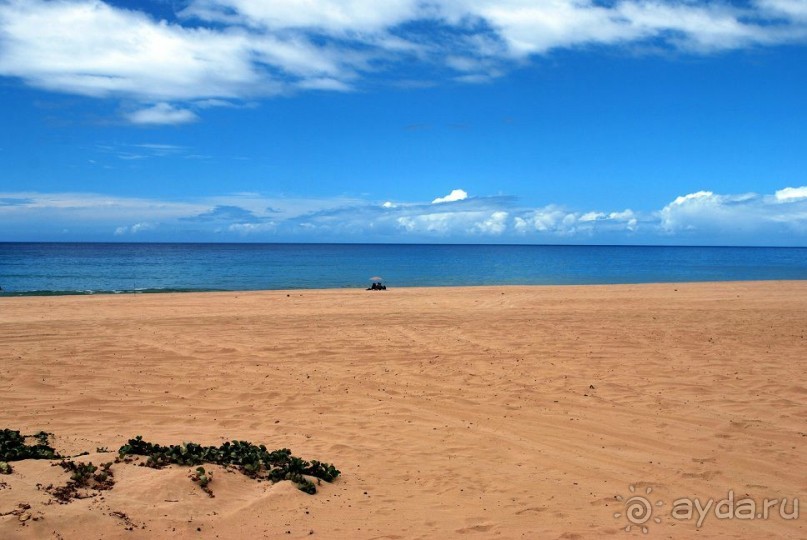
[[0, 243, 806, 296]]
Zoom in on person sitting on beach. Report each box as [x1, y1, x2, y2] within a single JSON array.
[[366, 282, 387, 291]]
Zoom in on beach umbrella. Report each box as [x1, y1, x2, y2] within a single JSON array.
[[370, 276, 383, 282]]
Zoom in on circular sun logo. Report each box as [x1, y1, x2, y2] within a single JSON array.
[[614, 485, 664, 533]]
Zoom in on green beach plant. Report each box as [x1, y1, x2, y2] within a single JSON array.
[[190, 466, 214, 497], [118, 436, 339, 494], [0, 428, 340, 498], [0, 429, 60, 461], [48, 460, 115, 502]]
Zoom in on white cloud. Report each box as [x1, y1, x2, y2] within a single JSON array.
[[397, 213, 455, 234], [609, 209, 636, 221], [394, 209, 506, 236], [127, 103, 199, 125], [0, 191, 205, 220], [469, 1, 637, 55], [133, 143, 187, 152], [182, 0, 801, 55], [0, 0, 353, 121], [472, 211, 508, 235], [2, 0, 807, 123], [660, 187, 807, 235], [114, 221, 156, 235], [194, 98, 240, 109], [432, 189, 469, 204], [608, 210, 638, 231], [296, 77, 353, 92], [514, 205, 573, 233], [228, 222, 277, 234], [0, 0, 264, 100], [775, 186, 807, 202], [669, 190, 715, 206], [659, 190, 746, 233], [182, 0, 423, 34], [579, 211, 605, 222], [513, 204, 642, 236], [759, 0, 807, 21], [660, 190, 723, 232], [131, 222, 155, 233], [615, 2, 765, 52]]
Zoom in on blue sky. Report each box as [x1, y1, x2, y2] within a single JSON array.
[[1, 0, 807, 245]]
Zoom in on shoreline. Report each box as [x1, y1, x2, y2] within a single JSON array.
[[2, 277, 806, 298]]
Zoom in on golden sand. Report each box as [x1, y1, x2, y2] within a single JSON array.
[[1, 282, 806, 538]]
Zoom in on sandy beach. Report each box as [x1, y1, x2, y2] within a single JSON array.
[[1, 281, 805, 539]]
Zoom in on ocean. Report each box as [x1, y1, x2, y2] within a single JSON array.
[[1, 242, 806, 296]]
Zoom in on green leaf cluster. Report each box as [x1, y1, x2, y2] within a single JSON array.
[[118, 436, 340, 494], [0, 429, 60, 461], [190, 466, 214, 497], [49, 460, 115, 502], [57, 460, 112, 487]]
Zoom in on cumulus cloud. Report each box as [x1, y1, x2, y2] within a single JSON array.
[[579, 211, 605, 222], [511, 205, 640, 236], [393, 209, 506, 236], [472, 211, 508, 235], [660, 188, 807, 237], [609, 210, 638, 231], [397, 212, 461, 234], [1, 0, 807, 123], [514, 206, 579, 235], [432, 189, 469, 204]]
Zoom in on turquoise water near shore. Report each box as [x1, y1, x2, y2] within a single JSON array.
[[1, 243, 806, 296]]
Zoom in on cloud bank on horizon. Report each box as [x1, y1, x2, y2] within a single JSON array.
[[1, 0, 807, 123], [2, 186, 807, 245]]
